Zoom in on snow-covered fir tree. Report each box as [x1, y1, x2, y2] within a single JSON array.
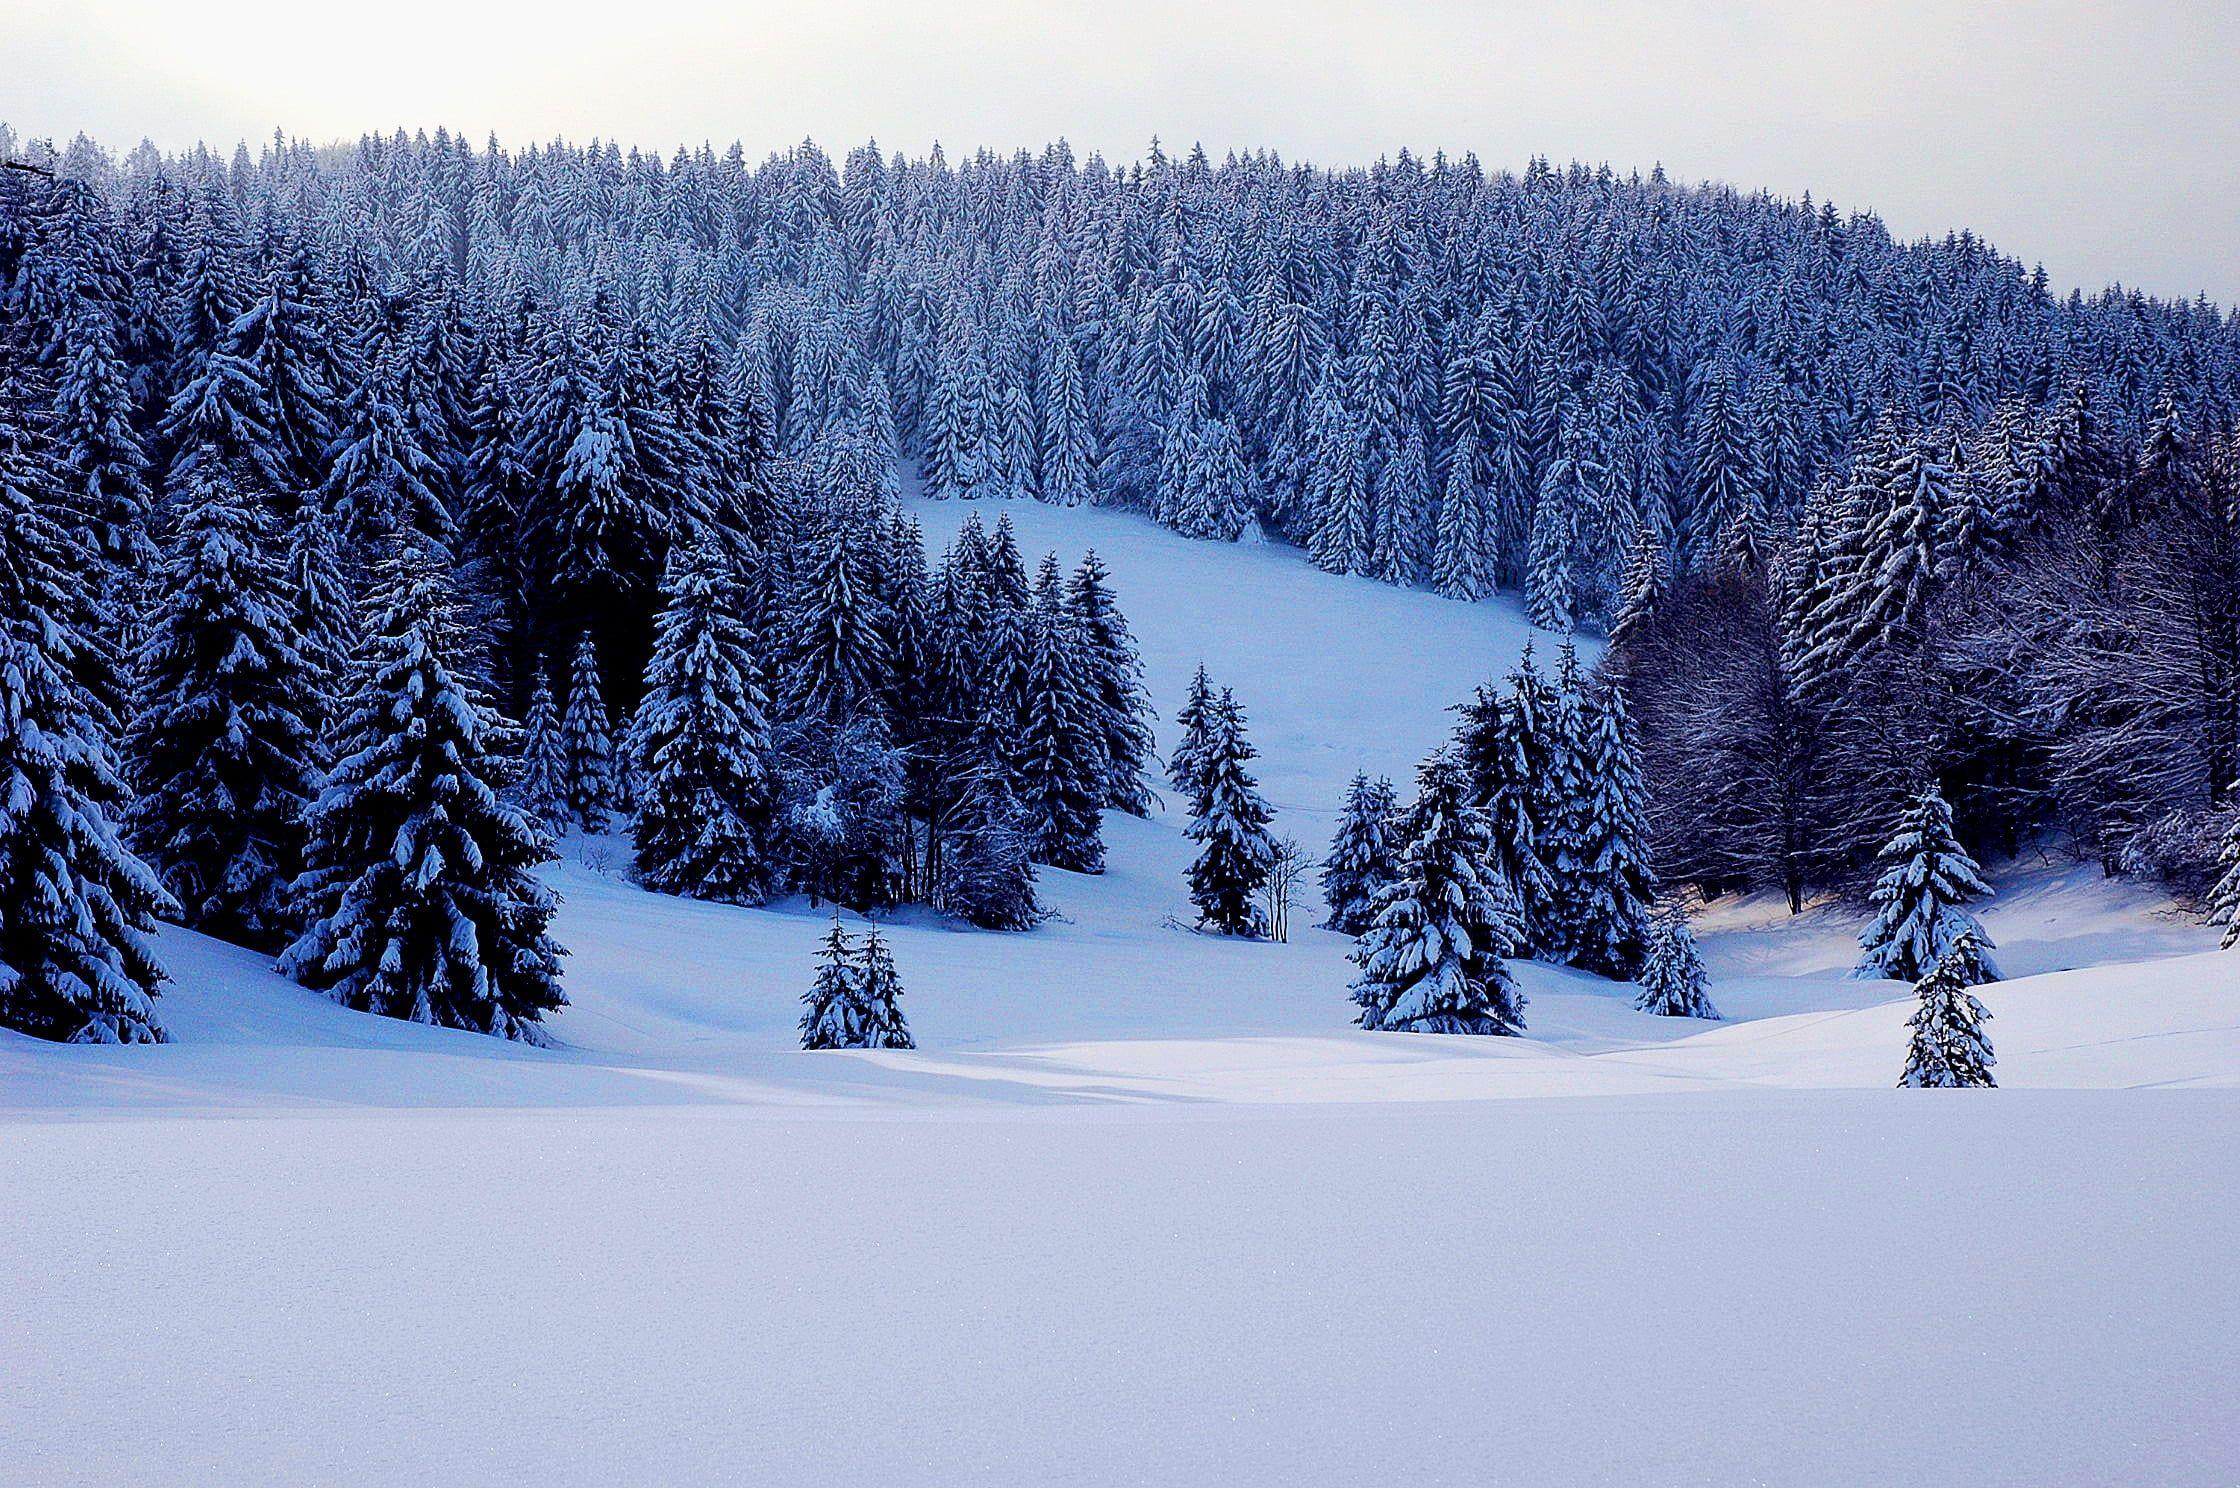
[[1350, 751, 1527, 1036], [799, 917, 868, 1050], [514, 668, 570, 834], [1167, 663, 1216, 803], [1185, 686, 1277, 936], [1431, 430, 1489, 601], [0, 419, 171, 1044], [279, 501, 357, 737], [1065, 551, 1155, 816], [561, 631, 621, 832], [123, 466, 319, 950], [1452, 663, 1559, 955], [626, 538, 778, 904], [1634, 907, 1718, 1019], [1899, 929, 1998, 1088], [782, 511, 893, 726], [1855, 787, 2000, 983], [280, 543, 566, 1041], [1560, 671, 1658, 979], [1006, 560, 1109, 872], [936, 749, 1045, 931], [856, 925, 914, 1050], [2208, 811, 2240, 951], [1320, 773, 1400, 935]]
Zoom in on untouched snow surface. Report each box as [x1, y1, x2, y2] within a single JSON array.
[[5, 497, 2237, 1486]]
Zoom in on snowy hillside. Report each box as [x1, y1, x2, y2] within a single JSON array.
[[7, 499, 2236, 1486]]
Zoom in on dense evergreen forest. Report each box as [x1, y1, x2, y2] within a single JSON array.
[[2, 125, 2236, 1045]]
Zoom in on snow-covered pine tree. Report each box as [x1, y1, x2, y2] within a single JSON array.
[[1320, 772, 1400, 935], [1563, 672, 1658, 979], [921, 299, 986, 500], [1452, 672, 1559, 956], [280, 501, 357, 720], [1373, 424, 1432, 586], [1536, 642, 1595, 965], [280, 542, 566, 1041], [124, 466, 319, 950], [1185, 687, 1278, 936], [1633, 907, 1717, 1018], [1608, 525, 1667, 653], [2208, 810, 2240, 951], [514, 667, 571, 833], [1167, 662, 1216, 802], [1350, 751, 1527, 1035], [322, 340, 452, 548], [1009, 559, 1109, 872], [627, 537, 778, 904], [1899, 928, 1997, 1088], [50, 300, 154, 590], [782, 512, 893, 726], [1038, 333, 1097, 507], [855, 925, 914, 1050], [1855, 787, 2000, 983], [937, 745, 1045, 931], [1431, 429, 1488, 600], [1174, 413, 1254, 542], [0, 418, 171, 1043], [562, 631, 621, 832], [1153, 371, 1206, 530], [1065, 550, 1155, 815], [799, 916, 867, 1049]]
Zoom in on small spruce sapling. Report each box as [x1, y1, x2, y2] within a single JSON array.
[[1899, 929, 1998, 1088]]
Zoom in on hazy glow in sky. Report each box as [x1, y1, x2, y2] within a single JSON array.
[[10, 0, 2237, 304]]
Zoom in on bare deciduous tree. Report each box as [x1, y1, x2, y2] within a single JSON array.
[[1263, 835, 1315, 944]]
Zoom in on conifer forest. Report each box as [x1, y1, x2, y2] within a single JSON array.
[[4, 86, 2237, 1488]]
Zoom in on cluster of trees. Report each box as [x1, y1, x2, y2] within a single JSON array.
[[1614, 392, 2240, 919], [800, 916, 912, 1050], [3, 133, 1171, 1043], [528, 502, 1155, 930], [4, 118, 2233, 1037], [7, 121, 2233, 657], [1330, 643, 1680, 1034]]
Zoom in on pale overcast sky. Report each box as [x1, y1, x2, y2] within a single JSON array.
[[9, 0, 2236, 304]]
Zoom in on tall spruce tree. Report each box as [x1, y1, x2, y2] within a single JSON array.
[[856, 925, 914, 1050], [1167, 663, 1217, 803], [1453, 665, 1560, 955], [1320, 773, 1400, 935], [1563, 674, 1658, 979], [800, 916, 868, 1049], [1008, 563, 1110, 872], [562, 631, 621, 832], [514, 667, 570, 834], [281, 543, 566, 1041], [1634, 907, 1717, 1019], [1065, 551, 1155, 816], [1350, 751, 1527, 1035], [0, 419, 171, 1043], [1855, 787, 1999, 982], [1185, 687, 1277, 936], [627, 538, 778, 904], [1431, 430, 1489, 600], [937, 744, 1045, 930], [2208, 811, 2240, 951], [124, 468, 319, 950], [1899, 929, 1998, 1088]]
